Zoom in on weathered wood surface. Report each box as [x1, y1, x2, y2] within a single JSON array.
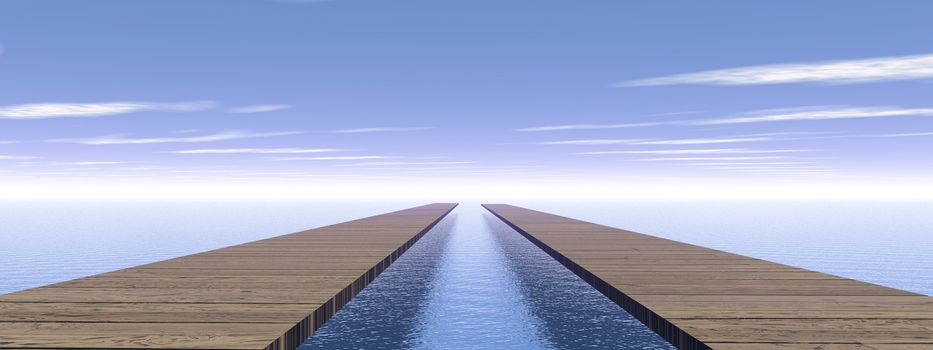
[[483, 204, 933, 350], [0, 203, 457, 350]]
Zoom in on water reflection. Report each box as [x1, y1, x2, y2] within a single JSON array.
[[485, 214, 675, 350], [301, 206, 674, 349], [409, 208, 549, 349], [299, 214, 455, 349]]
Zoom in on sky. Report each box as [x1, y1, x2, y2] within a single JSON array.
[[1, 0, 933, 200]]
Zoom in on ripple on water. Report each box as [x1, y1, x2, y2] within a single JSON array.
[[301, 206, 675, 350]]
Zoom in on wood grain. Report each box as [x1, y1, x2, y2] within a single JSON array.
[[483, 204, 933, 350], [0, 203, 457, 350]]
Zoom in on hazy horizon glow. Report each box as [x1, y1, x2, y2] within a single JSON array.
[[1, 1, 932, 199]]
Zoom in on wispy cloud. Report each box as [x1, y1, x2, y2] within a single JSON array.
[[49, 130, 302, 145], [69, 161, 125, 166], [227, 104, 293, 114], [736, 170, 834, 175], [0, 155, 37, 160], [0, 101, 216, 120], [540, 139, 648, 145], [169, 148, 340, 154], [542, 136, 776, 146], [577, 148, 810, 155], [107, 166, 165, 171], [711, 165, 825, 170], [712, 167, 835, 176], [332, 127, 433, 133], [635, 136, 779, 145], [542, 132, 836, 146], [338, 161, 474, 167], [268, 155, 392, 161], [0, 140, 18, 144], [402, 165, 475, 171], [523, 106, 933, 132], [638, 156, 787, 161], [28, 172, 71, 176], [517, 111, 705, 132], [166, 169, 244, 174], [684, 161, 817, 166], [697, 106, 933, 125], [872, 131, 933, 138], [618, 53, 933, 86], [517, 121, 677, 132]]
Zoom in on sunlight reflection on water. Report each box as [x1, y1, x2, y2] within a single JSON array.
[[300, 206, 675, 350]]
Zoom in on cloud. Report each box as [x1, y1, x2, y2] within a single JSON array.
[[69, 161, 125, 165], [169, 148, 340, 154], [540, 139, 648, 145], [0, 140, 18, 144], [166, 169, 245, 174], [0, 155, 37, 160], [0, 101, 216, 120], [712, 165, 825, 170], [227, 104, 293, 114], [522, 106, 933, 132], [542, 136, 776, 146], [577, 148, 811, 155], [516, 111, 705, 132], [268, 156, 392, 161], [338, 161, 474, 167], [403, 165, 475, 171], [697, 106, 933, 125], [113, 166, 165, 171], [872, 131, 933, 138], [634, 136, 779, 145], [618, 53, 933, 86], [49, 130, 302, 145], [542, 132, 835, 147], [638, 156, 788, 161], [684, 161, 817, 166], [28, 172, 71, 176], [517, 121, 677, 132], [332, 127, 433, 133]]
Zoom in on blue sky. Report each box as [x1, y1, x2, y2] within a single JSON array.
[[1, 0, 933, 199]]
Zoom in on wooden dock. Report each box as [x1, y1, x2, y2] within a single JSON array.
[[0, 203, 457, 350], [483, 204, 933, 350]]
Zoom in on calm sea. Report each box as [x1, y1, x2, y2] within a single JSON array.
[[1, 200, 930, 349], [515, 200, 933, 296]]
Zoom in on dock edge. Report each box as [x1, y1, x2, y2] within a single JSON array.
[[264, 203, 458, 350], [482, 204, 709, 350]]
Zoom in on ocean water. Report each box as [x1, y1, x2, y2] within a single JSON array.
[[515, 200, 933, 296], [301, 206, 673, 350], [1, 200, 931, 349], [0, 200, 424, 294]]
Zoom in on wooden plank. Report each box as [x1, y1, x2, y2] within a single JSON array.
[[483, 204, 933, 350], [0, 303, 316, 323], [0, 203, 457, 350], [705, 344, 933, 350], [48, 276, 360, 289], [678, 318, 933, 343], [0, 288, 340, 304], [0, 322, 286, 350]]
